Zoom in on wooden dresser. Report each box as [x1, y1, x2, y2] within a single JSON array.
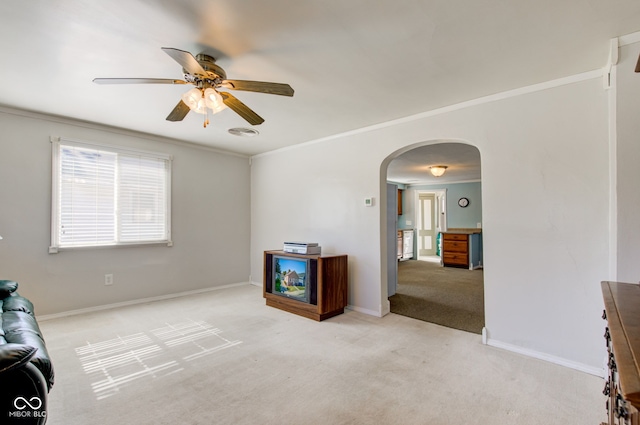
[[442, 233, 469, 267], [441, 230, 482, 269], [601, 281, 640, 424]]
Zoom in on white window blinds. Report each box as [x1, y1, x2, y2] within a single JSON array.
[[50, 138, 172, 252]]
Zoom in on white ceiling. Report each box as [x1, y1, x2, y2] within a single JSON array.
[[387, 143, 481, 185], [1, 0, 639, 163]]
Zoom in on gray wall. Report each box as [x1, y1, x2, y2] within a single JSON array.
[[0, 108, 251, 315]]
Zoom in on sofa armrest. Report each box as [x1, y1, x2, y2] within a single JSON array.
[[2, 314, 55, 390], [0, 343, 37, 373]]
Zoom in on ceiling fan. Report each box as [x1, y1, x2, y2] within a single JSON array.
[[93, 47, 294, 127]]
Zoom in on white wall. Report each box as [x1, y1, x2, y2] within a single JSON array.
[[0, 108, 251, 315], [616, 39, 640, 282], [250, 138, 385, 315], [251, 76, 610, 371]]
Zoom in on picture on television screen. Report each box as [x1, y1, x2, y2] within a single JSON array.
[[272, 256, 309, 303]]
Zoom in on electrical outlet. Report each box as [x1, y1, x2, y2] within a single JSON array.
[[105, 274, 113, 285]]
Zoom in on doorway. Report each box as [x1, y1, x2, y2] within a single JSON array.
[[417, 193, 436, 257], [384, 141, 485, 334], [416, 190, 446, 263]]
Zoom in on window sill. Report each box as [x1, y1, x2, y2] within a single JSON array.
[[49, 240, 173, 254]]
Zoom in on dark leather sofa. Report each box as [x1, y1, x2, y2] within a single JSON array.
[[0, 280, 54, 424]]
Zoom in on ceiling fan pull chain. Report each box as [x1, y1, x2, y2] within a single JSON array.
[[203, 108, 211, 128]]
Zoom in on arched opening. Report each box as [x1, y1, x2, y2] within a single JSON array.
[[381, 140, 485, 334]]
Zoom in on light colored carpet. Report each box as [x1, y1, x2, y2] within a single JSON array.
[[390, 260, 485, 334], [39, 284, 605, 424]]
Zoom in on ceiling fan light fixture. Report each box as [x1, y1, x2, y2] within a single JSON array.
[[181, 87, 207, 114], [430, 165, 448, 177], [204, 88, 227, 113]]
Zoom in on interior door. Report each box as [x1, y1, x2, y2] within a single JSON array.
[[418, 193, 437, 257]]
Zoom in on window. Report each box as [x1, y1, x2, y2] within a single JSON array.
[[50, 137, 172, 252]]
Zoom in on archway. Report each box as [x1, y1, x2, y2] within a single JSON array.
[[380, 140, 485, 334]]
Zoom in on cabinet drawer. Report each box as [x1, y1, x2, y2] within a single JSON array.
[[443, 253, 468, 265], [443, 240, 468, 253], [443, 233, 468, 241]]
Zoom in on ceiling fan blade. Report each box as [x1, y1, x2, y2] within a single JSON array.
[[220, 80, 294, 96], [93, 78, 187, 85], [219, 92, 265, 125], [166, 100, 191, 122], [161, 47, 207, 76]]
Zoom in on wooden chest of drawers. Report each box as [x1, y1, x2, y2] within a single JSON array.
[[442, 233, 469, 267], [601, 281, 640, 425]]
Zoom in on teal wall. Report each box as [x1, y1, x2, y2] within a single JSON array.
[[394, 181, 482, 230]]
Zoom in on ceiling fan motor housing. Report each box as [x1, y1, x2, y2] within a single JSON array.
[[193, 54, 226, 81]]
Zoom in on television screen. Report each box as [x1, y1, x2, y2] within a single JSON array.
[[272, 256, 310, 303]]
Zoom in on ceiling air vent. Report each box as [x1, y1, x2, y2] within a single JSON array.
[[228, 127, 259, 137]]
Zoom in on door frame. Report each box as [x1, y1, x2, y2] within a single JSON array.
[[415, 189, 447, 258]]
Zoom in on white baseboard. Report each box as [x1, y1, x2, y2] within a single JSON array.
[[486, 338, 606, 378], [37, 281, 251, 321], [346, 304, 383, 317]]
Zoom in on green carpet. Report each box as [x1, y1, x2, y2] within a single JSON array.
[[389, 260, 485, 334]]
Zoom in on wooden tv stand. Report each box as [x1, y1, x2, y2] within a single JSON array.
[[263, 250, 348, 321]]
